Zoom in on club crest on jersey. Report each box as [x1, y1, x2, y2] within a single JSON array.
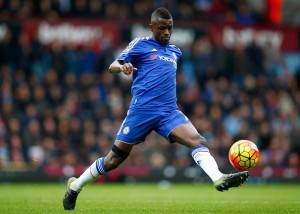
[[123, 126, 130, 135]]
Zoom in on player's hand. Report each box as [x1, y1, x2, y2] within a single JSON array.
[[120, 63, 137, 75]]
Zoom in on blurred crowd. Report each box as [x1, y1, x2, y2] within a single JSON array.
[[0, 0, 292, 25], [0, 0, 300, 173]]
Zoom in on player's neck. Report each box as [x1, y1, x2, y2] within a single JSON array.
[[152, 37, 169, 47]]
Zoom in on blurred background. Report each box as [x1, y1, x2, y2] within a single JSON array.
[[0, 0, 299, 183]]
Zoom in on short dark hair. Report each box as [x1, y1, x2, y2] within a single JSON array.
[[151, 7, 172, 22]]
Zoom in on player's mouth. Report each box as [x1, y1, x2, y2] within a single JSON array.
[[161, 36, 170, 43]]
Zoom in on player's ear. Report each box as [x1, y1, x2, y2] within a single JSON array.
[[149, 23, 154, 32]]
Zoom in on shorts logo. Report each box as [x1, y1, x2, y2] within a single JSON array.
[[123, 126, 130, 135]]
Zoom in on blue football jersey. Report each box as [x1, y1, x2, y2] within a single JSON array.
[[116, 37, 182, 111]]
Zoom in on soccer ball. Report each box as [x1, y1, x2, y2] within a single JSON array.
[[228, 140, 260, 171]]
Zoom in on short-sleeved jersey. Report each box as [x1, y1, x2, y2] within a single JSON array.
[[116, 37, 182, 111]]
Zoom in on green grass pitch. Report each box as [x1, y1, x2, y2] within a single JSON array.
[[0, 183, 299, 213]]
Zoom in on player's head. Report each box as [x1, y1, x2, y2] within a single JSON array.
[[150, 7, 173, 45]]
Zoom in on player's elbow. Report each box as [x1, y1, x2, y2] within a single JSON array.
[[109, 61, 122, 74], [108, 67, 118, 74], [108, 64, 115, 73]]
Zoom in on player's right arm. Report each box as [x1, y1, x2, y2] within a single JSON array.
[[109, 38, 144, 75], [109, 60, 137, 75]]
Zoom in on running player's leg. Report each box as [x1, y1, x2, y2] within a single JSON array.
[[63, 109, 158, 210], [63, 140, 132, 210], [169, 122, 223, 179], [169, 123, 248, 191], [156, 110, 248, 191], [70, 140, 133, 192]]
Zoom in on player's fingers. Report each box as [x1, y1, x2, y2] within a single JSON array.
[[123, 63, 131, 71], [121, 64, 128, 73], [122, 63, 135, 74], [120, 63, 135, 75], [126, 63, 135, 69], [122, 67, 132, 75], [124, 70, 131, 75]]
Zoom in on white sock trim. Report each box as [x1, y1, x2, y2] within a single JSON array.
[[70, 160, 102, 192], [193, 151, 223, 182]]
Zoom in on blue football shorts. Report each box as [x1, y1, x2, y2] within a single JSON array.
[[116, 108, 190, 144]]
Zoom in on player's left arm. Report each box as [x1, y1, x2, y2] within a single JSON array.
[[172, 45, 183, 61], [174, 46, 183, 110]]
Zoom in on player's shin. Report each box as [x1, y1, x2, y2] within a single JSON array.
[[70, 157, 106, 192], [191, 145, 223, 182]]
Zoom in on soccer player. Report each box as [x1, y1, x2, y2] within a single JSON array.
[[63, 7, 248, 210]]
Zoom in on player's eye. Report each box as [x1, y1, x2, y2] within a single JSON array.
[[158, 26, 172, 31], [158, 26, 167, 30]]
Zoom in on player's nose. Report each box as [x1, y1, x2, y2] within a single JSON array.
[[163, 29, 170, 37]]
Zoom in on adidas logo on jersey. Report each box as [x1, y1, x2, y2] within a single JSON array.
[[151, 48, 158, 52]]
